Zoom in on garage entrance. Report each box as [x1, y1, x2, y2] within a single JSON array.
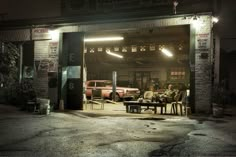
[[58, 14, 212, 113], [83, 25, 192, 111]]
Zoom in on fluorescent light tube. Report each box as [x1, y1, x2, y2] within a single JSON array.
[[106, 50, 123, 58], [161, 48, 173, 57], [84, 37, 124, 42]]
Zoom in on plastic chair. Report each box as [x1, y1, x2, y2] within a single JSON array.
[[83, 94, 89, 109], [90, 89, 104, 110], [170, 91, 187, 115]]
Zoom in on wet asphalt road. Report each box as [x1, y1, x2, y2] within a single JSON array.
[[0, 104, 236, 157]]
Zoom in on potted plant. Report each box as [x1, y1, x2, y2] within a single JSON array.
[[212, 84, 226, 118]]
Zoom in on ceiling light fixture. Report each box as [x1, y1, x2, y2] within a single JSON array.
[[49, 29, 60, 41], [173, 0, 178, 14], [193, 15, 198, 20], [84, 36, 124, 42], [212, 17, 219, 23], [161, 48, 173, 57], [106, 50, 123, 58]]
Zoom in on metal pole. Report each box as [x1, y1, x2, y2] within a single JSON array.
[[112, 71, 117, 101], [19, 44, 23, 83]]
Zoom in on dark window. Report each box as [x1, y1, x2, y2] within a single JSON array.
[[23, 41, 34, 66], [104, 81, 112, 86], [96, 82, 105, 87], [88, 81, 95, 87]]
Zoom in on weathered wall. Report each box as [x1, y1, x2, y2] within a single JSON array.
[[194, 17, 213, 113], [32, 26, 78, 100]]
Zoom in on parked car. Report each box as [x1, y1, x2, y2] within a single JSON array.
[[86, 80, 140, 101]]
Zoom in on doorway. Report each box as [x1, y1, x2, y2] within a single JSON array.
[[134, 72, 151, 93]]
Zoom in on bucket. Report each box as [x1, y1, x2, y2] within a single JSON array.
[[46, 104, 50, 115], [212, 103, 224, 118], [41, 103, 50, 115], [185, 107, 191, 116]]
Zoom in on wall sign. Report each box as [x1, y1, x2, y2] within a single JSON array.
[[32, 28, 51, 40], [49, 42, 58, 58], [196, 33, 210, 50]]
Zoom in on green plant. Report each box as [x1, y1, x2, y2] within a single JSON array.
[[8, 79, 36, 109], [0, 42, 20, 87], [0, 42, 20, 103]]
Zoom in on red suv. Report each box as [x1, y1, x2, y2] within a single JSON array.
[[86, 80, 140, 101]]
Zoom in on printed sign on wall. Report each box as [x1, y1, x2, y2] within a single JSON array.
[[196, 33, 210, 50], [32, 28, 51, 40], [48, 42, 59, 58]]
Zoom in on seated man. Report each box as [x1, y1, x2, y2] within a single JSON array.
[[142, 90, 161, 103], [162, 84, 176, 103], [143, 91, 154, 101]]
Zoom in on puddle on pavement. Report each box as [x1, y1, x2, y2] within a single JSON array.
[[136, 117, 165, 121], [192, 133, 207, 136]]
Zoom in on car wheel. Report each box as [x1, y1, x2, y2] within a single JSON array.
[[110, 93, 120, 102]]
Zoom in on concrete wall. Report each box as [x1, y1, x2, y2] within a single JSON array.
[[116, 67, 168, 88], [194, 17, 213, 113], [34, 40, 51, 98]]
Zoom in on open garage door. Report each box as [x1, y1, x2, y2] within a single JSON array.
[[85, 25, 191, 95]]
